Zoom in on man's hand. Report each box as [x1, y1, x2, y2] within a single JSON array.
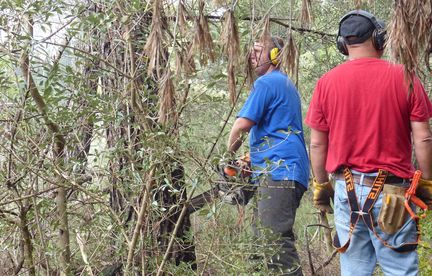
[[236, 153, 251, 178], [312, 178, 334, 214], [220, 153, 251, 179], [416, 178, 432, 209]]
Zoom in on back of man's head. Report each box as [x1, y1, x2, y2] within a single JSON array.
[[337, 10, 386, 56], [341, 16, 375, 44]]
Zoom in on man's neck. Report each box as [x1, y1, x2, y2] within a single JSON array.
[[348, 54, 380, 61], [347, 46, 381, 61], [264, 65, 277, 75]]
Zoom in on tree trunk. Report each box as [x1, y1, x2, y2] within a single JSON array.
[[20, 205, 35, 276], [21, 14, 71, 275]]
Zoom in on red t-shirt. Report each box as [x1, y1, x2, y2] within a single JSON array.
[[305, 58, 432, 178]]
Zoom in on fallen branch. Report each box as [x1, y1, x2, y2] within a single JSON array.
[[314, 249, 338, 275], [318, 211, 333, 253], [304, 223, 335, 275]]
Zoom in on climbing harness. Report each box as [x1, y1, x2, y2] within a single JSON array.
[[333, 168, 427, 253]]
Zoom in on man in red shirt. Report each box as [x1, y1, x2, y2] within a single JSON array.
[[305, 10, 432, 275]]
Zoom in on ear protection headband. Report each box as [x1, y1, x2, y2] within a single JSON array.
[[269, 37, 282, 65], [336, 10, 386, 56]]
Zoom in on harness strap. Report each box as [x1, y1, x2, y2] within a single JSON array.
[[333, 168, 420, 253], [333, 169, 359, 252]]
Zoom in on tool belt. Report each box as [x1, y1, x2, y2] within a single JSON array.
[[333, 168, 427, 253]]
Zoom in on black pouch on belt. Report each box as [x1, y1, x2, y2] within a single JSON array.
[[378, 184, 408, 234]]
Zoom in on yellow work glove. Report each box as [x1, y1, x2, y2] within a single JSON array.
[[312, 178, 335, 214], [416, 178, 432, 209]]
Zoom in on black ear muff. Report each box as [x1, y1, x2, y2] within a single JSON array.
[[337, 10, 386, 55], [269, 37, 282, 65], [372, 27, 386, 51], [336, 36, 349, 56]]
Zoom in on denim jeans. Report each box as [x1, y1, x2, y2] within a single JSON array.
[[334, 171, 418, 276], [253, 178, 306, 276]]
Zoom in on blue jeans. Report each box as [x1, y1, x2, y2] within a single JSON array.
[[334, 171, 418, 276]]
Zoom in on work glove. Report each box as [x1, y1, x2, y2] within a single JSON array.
[[312, 178, 334, 214], [416, 178, 432, 209]]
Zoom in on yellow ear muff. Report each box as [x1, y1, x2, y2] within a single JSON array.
[[269, 47, 279, 65]]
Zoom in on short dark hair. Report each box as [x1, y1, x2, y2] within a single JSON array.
[[271, 36, 284, 49], [260, 35, 284, 50]]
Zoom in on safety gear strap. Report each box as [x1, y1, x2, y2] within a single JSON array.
[[404, 172, 428, 221], [333, 168, 421, 253]]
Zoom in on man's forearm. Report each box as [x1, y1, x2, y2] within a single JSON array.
[[310, 145, 329, 183], [310, 129, 329, 183], [414, 134, 432, 179], [412, 121, 432, 179], [227, 129, 243, 153]]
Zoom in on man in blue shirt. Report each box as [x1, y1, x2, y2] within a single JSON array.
[[227, 36, 309, 275]]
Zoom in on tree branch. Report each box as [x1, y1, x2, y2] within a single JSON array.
[[149, 14, 335, 38], [125, 167, 156, 273]]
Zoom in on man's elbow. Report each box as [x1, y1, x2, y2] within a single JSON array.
[[310, 141, 327, 151], [310, 136, 328, 150], [413, 132, 432, 147], [420, 135, 432, 143], [310, 128, 329, 150], [411, 121, 432, 144], [234, 118, 255, 133]]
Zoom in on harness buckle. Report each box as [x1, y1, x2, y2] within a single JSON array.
[[353, 210, 368, 216]]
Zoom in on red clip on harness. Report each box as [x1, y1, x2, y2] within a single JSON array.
[[405, 170, 428, 220]]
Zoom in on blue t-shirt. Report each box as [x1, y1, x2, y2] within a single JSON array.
[[238, 70, 309, 187]]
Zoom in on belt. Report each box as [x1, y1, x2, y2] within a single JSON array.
[[333, 173, 407, 186]]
